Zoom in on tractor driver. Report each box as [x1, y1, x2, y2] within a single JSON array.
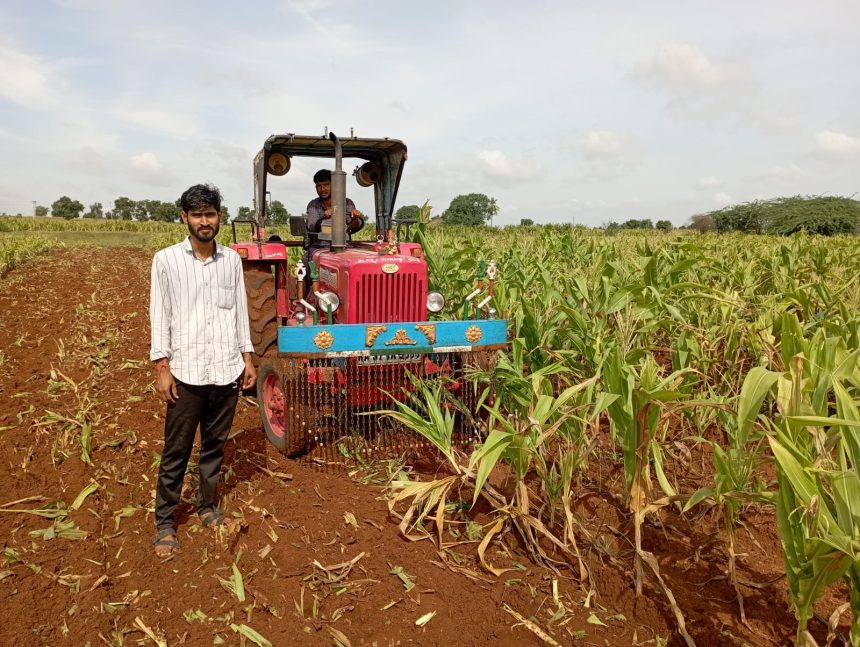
[[305, 169, 365, 239], [301, 169, 365, 294]]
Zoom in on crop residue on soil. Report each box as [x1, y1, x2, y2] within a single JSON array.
[[0, 247, 848, 645]]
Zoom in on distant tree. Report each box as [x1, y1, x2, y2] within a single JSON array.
[[132, 201, 149, 221], [83, 202, 104, 219], [442, 193, 498, 227], [622, 218, 654, 229], [34, 205, 48, 217], [520, 218, 535, 226], [655, 219, 673, 231], [712, 201, 765, 233], [395, 204, 421, 221], [703, 195, 860, 235], [220, 206, 230, 224], [268, 200, 291, 225], [147, 200, 181, 222], [51, 196, 84, 219], [689, 214, 715, 233], [113, 197, 137, 220], [236, 206, 253, 220], [766, 196, 860, 235]]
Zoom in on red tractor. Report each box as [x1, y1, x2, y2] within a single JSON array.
[[231, 132, 506, 457]]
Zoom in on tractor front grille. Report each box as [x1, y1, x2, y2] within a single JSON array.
[[351, 272, 425, 323]]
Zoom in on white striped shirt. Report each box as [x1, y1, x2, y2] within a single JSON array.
[[150, 237, 255, 386]]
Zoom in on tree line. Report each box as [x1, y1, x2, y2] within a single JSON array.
[[37, 196, 294, 224], [33, 193, 858, 235], [689, 195, 860, 236]]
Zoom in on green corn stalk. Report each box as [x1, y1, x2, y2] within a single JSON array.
[[766, 352, 860, 645], [686, 366, 779, 621], [604, 348, 693, 597]]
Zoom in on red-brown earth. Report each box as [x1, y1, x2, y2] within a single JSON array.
[[0, 247, 851, 646]]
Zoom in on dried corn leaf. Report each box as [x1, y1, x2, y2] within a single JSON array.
[[70, 480, 99, 510], [327, 626, 353, 647], [502, 603, 562, 646], [415, 611, 436, 626], [230, 623, 272, 647]]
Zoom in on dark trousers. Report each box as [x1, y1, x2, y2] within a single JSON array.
[[155, 379, 240, 531]]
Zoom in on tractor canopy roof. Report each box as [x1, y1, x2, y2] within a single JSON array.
[[254, 133, 408, 227], [261, 133, 406, 161]]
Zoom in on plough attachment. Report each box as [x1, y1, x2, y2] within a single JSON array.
[[257, 319, 505, 462]]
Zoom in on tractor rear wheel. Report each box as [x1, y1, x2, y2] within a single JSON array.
[[257, 359, 311, 457], [243, 267, 278, 364]]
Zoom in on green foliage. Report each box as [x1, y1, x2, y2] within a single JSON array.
[[621, 218, 653, 229], [51, 196, 84, 219], [83, 202, 104, 219], [655, 220, 672, 231], [236, 206, 253, 220], [220, 205, 230, 224], [139, 199, 181, 222], [34, 205, 48, 217], [112, 197, 136, 220], [0, 235, 59, 274], [689, 213, 715, 232], [519, 218, 534, 226], [712, 201, 765, 233], [268, 200, 291, 225], [395, 204, 421, 221], [710, 195, 860, 236], [441, 193, 498, 227]]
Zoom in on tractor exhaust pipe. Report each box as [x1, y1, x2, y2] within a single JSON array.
[[329, 132, 347, 252]]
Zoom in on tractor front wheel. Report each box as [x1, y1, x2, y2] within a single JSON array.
[[257, 359, 311, 457]]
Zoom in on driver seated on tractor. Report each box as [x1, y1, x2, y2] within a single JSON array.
[[301, 169, 365, 295], [305, 169, 365, 239]]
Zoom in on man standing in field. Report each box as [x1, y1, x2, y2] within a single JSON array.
[[149, 183, 256, 557]]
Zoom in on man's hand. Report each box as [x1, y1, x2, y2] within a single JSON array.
[[323, 208, 332, 219], [155, 362, 178, 403], [241, 354, 257, 390]]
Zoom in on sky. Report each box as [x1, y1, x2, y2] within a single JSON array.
[[1, 0, 858, 227]]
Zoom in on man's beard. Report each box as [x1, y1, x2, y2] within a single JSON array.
[[189, 222, 219, 242]]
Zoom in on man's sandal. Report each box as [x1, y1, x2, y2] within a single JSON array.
[[152, 528, 180, 557], [198, 508, 227, 528]]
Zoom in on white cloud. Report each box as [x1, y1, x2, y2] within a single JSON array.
[[474, 149, 538, 182], [111, 105, 200, 139], [815, 130, 860, 159], [129, 152, 170, 186], [750, 109, 799, 134], [62, 146, 112, 175], [635, 42, 740, 93], [130, 152, 161, 173], [0, 42, 57, 108], [696, 176, 722, 189], [563, 130, 639, 180], [575, 130, 633, 159]]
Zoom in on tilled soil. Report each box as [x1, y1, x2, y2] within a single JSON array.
[[0, 247, 850, 646]]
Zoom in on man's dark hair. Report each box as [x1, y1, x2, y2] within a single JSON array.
[[180, 184, 222, 212], [313, 169, 332, 184]]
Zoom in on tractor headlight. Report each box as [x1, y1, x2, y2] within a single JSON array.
[[315, 290, 340, 313], [426, 291, 445, 313]]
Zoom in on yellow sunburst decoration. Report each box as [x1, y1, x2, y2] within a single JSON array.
[[465, 326, 483, 343], [314, 330, 334, 350]]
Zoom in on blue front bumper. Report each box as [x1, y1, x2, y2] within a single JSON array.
[[277, 319, 507, 357]]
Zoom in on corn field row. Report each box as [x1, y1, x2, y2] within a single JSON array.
[[0, 235, 61, 275], [397, 225, 860, 646], [0, 215, 182, 233]]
